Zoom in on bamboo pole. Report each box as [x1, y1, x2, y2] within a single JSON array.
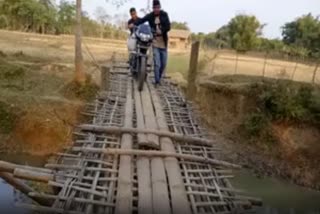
[[134, 82, 153, 214], [71, 147, 240, 168], [115, 80, 134, 214], [78, 125, 215, 147], [141, 85, 171, 214], [140, 84, 160, 149], [0, 160, 52, 174], [14, 168, 54, 183], [149, 83, 192, 214], [134, 83, 148, 146]]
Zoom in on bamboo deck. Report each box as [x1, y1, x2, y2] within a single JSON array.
[[5, 61, 261, 214]]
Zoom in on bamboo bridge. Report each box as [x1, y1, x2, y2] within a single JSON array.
[[0, 58, 262, 214]]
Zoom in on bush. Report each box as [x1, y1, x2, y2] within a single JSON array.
[[244, 112, 269, 136], [63, 77, 99, 101], [244, 81, 320, 140], [257, 82, 311, 121], [0, 102, 17, 134]]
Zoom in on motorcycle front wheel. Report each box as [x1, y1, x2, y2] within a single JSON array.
[[138, 57, 147, 91]]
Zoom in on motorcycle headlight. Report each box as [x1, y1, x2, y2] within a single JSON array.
[[139, 33, 151, 42]]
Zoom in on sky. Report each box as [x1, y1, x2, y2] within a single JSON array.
[[60, 0, 320, 39]]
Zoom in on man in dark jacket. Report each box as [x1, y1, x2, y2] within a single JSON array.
[[127, 7, 140, 35], [134, 0, 171, 85]]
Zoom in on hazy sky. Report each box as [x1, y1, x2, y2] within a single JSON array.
[[62, 0, 320, 39]]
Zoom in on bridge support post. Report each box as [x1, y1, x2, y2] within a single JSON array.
[[101, 65, 110, 91], [187, 41, 200, 98]]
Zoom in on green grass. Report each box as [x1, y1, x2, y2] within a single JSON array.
[[167, 53, 189, 78]]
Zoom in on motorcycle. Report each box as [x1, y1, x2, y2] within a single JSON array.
[[128, 24, 153, 91]]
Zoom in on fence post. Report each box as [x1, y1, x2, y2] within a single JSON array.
[[262, 52, 268, 78], [187, 41, 200, 98], [291, 61, 298, 81], [234, 51, 239, 75], [312, 63, 319, 84], [101, 65, 110, 91]]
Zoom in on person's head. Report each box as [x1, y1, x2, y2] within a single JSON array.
[[129, 7, 138, 20], [152, 0, 161, 15]]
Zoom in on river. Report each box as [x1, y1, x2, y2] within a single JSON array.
[[0, 153, 47, 214], [232, 170, 320, 214], [0, 154, 320, 213]]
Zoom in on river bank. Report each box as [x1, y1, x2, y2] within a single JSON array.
[[194, 75, 320, 191]]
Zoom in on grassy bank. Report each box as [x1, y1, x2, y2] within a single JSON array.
[[0, 51, 98, 155], [197, 75, 320, 189]]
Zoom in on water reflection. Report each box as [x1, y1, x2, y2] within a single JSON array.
[[233, 169, 320, 214], [0, 178, 30, 214], [0, 153, 46, 213]]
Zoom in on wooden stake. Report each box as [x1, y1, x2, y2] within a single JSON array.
[[187, 41, 200, 98], [312, 63, 319, 84], [101, 65, 110, 91]]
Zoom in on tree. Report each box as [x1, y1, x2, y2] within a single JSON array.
[[282, 14, 320, 57], [113, 13, 129, 30], [57, 0, 76, 34], [94, 6, 111, 38], [171, 21, 190, 30], [228, 14, 262, 52], [214, 25, 232, 49]]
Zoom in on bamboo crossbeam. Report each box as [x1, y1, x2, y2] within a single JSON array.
[[71, 147, 240, 168], [0, 160, 52, 174], [187, 190, 262, 204], [16, 203, 84, 214], [29, 193, 115, 207], [14, 168, 54, 183], [45, 164, 117, 173], [49, 181, 108, 198], [78, 125, 215, 147], [184, 183, 245, 194]]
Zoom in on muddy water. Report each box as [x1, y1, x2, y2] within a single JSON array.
[[0, 153, 47, 213], [233, 170, 320, 214]]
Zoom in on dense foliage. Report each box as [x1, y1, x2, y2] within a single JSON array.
[[193, 13, 320, 59], [282, 14, 320, 58], [0, 0, 127, 39], [171, 21, 190, 30], [245, 81, 320, 137]]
